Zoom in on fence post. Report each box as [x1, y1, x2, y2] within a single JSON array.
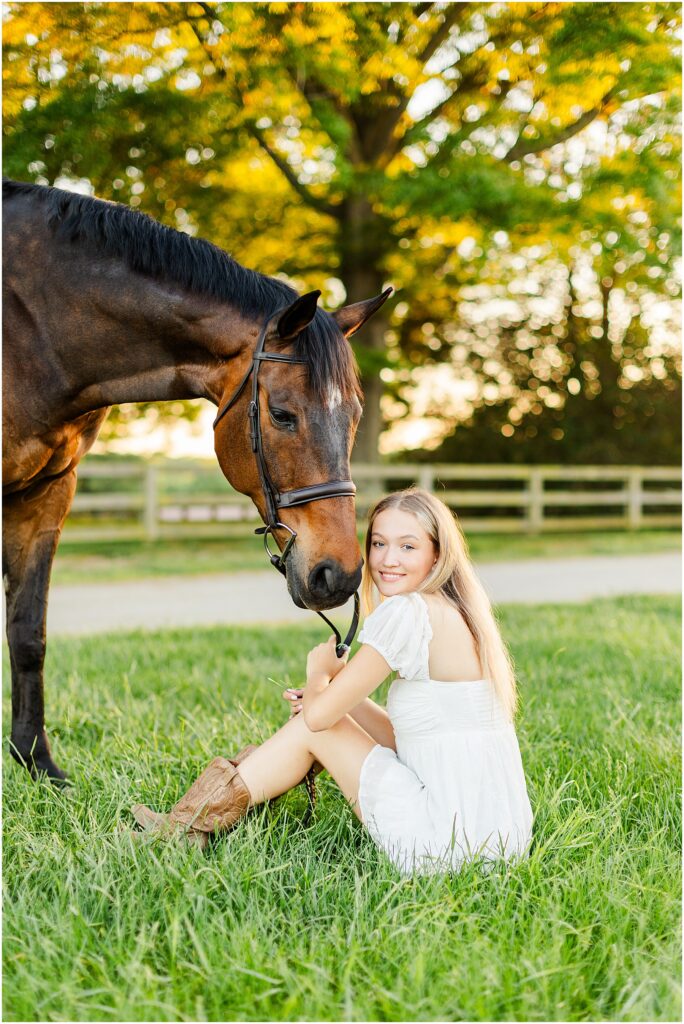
[[143, 462, 159, 541], [418, 466, 434, 492], [527, 469, 544, 533], [627, 468, 642, 530]]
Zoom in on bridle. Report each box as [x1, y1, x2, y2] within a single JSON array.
[[213, 310, 360, 656]]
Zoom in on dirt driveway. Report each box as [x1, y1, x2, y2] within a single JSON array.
[[39, 551, 681, 636]]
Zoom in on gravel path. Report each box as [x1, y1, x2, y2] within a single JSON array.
[[39, 552, 681, 636]]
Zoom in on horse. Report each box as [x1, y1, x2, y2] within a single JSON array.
[[2, 178, 390, 781]]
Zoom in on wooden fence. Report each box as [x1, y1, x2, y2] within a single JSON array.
[[60, 459, 682, 543]]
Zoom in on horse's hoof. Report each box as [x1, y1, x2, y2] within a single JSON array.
[[9, 741, 69, 785], [34, 761, 69, 785]]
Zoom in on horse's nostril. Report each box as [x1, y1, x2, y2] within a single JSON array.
[[309, 559, 339, 599], [306, 558, 362, 608]]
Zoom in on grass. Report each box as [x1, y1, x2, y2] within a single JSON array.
[[3, 596, 681, 1022], [51, 528, 681, 585]]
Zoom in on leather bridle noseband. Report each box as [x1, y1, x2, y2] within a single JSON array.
[[213, 311, 360, 655]]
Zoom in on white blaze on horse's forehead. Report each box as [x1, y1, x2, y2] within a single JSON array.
[[324, 385, 343, 411]]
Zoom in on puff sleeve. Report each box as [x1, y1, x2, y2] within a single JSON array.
[[357, 593, 432, 681]]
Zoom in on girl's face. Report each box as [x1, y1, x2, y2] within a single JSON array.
[[368, 507, 437, 597]]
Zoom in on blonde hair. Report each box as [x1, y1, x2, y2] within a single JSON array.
[[361, 487, 518, 722]]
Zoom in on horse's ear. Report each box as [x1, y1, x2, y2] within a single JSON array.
[[277, 291, 321, 340], [332, 287, 393, 339]]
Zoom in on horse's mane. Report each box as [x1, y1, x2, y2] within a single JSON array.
[[3, 178, 360, 403]]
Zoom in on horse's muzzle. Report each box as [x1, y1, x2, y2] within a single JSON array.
[[296, 558, 362, 610]]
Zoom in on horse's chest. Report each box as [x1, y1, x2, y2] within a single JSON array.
[[3, 410, 108, 494]]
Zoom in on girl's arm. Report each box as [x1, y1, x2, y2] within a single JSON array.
[[347, 698, 396, 750], [284, 690, 396, 749], [303, 639, 393, 733]]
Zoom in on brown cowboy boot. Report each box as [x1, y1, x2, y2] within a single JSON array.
[[168, 756, 251, 832], [131, 746, 325, 846], [131, 745, 256, 848]]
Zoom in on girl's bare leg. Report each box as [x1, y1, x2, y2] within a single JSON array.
[[237, 713, 377, 821]]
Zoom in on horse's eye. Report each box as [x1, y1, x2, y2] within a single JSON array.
[[268, 407, 297, 430]]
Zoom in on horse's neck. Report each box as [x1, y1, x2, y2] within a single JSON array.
[[4, 201, 256, 488], [47, 255, 251, 415]]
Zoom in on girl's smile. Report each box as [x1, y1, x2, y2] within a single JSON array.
[[369, 508, 437, 596]]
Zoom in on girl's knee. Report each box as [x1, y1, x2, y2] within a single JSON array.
[[290, 711, 331, 742]]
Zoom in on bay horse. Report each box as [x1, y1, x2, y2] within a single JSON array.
[[2, 179, 390, 781]]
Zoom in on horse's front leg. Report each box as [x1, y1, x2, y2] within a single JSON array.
[[3, 470, 77, 781]]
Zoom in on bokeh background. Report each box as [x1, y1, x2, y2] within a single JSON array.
[[3, 1, 681, 469]]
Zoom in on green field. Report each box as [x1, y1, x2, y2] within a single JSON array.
[[3, 596, 681, 1022], [52, 528, 681, 585]]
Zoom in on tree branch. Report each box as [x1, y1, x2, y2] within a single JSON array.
[[503, 89, 616, 163], [196, 1, 216, 22], [248, 124, 340, 219], [405, 62, 502, 142], [412, 2, 436, 19], [185, 13, 340, 219], [186, 16, 226, 77], [418, 2, 469, 65], [368, 2, 471, 164]]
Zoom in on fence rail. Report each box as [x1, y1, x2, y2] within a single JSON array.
[[62, 459, 682, 542]]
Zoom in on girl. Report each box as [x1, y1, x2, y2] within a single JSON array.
[[131, 488, 533, 876]]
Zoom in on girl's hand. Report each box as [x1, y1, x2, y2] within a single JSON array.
[[283, 687, 304, 719], [306, 636, 349, 682]]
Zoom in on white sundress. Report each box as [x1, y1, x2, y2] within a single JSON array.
[[356, 592, 534, 877]]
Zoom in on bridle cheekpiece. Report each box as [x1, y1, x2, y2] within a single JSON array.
[[213, 310, 360, 655]]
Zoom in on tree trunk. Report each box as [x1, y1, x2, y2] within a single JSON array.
[[338, 196, 389, 464], [351, 312, 385, 464]]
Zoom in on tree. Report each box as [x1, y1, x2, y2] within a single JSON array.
[[3, 2, 680, 459], [410, 65, 682, 465]]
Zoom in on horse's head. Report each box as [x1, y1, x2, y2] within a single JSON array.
[[214, 288, 391, 611]]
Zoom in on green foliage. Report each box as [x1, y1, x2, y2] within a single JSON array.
[[2, 2, 680, 460], [431, 315, 682, 465], [3, 597, 681, 1021], [385, 155, 554, 227]]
